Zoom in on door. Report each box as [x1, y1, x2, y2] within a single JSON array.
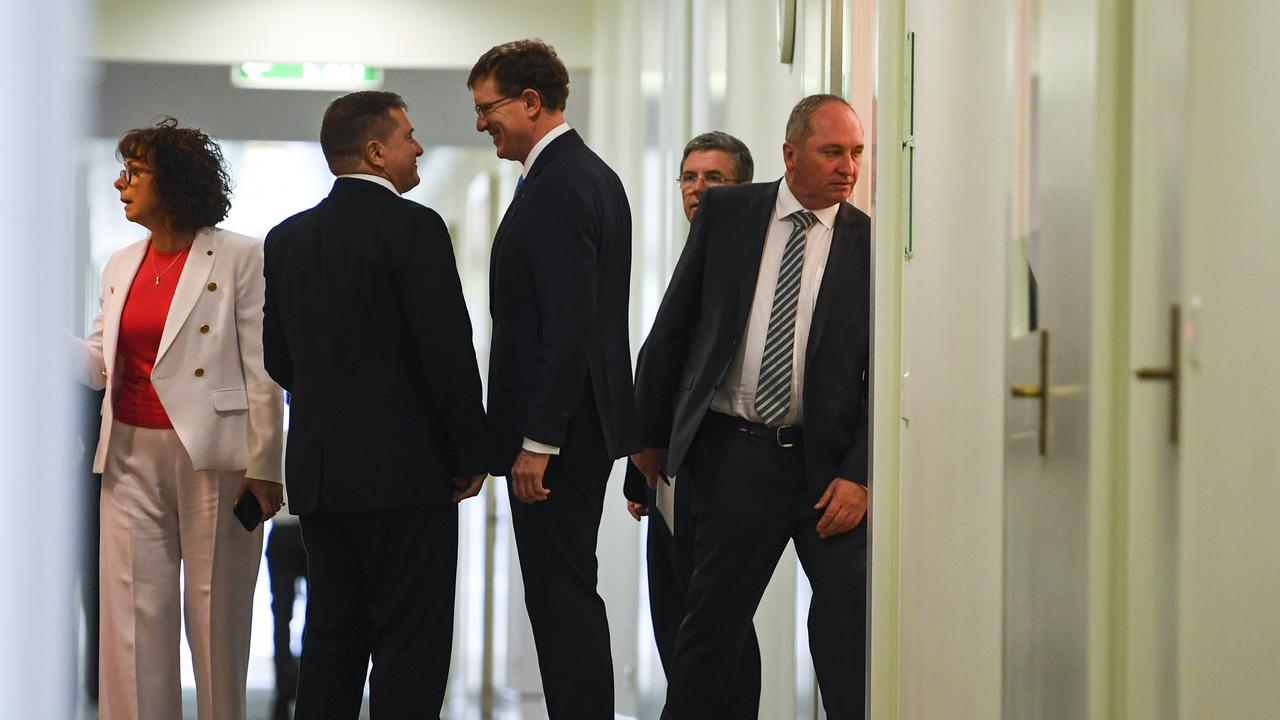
[[1177, 1, 1280, 717], [1002, 0, 1101, 715]]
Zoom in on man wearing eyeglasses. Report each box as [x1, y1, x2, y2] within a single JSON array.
[[674, 131, 755, 221], [623, 131, 762, 716], [467, 39, 641, 719]]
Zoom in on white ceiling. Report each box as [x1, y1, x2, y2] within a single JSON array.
[[93, 0, 598, 69]]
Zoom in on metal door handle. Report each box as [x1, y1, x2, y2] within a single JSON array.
[[1133, 304, 1180, 443], [1010, 329, 1049, 456], [1010, 384, 1043, 398]]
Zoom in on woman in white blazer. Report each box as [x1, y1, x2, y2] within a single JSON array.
[[73, 118, 284, 720]]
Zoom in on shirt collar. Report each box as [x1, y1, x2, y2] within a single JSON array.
[[775, 177, 840, 229], [338, 173, 399, 196], [522, 123, 572, 178]]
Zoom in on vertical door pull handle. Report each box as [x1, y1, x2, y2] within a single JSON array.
[[1009, 329, 1050, 456], [1133, 304, 1181, 443]]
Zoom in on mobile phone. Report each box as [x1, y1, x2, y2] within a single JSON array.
[[233, 490, 263, 531]]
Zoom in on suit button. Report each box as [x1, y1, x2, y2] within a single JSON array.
[[199, 324, 210, 334], [206, 250, 213, 256], [194, 368, 205, 377], [207, 282, 217, 291]]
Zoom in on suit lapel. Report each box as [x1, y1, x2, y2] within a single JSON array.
[[736, 181, 781, 326], [490, 180, 527, 262], [489, 130, 583, 299], [806, 204, 858, 364], [101, 241, 149, 376], [156, 228, 218, 364]]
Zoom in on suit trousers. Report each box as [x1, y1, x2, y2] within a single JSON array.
[[266, 520, 307, 701], [647, 504, 762, 718], [99, 421, 262, 720], [662, 414, 867, 720], [508, 394, 615, 719], [295, 503, 459, 719]]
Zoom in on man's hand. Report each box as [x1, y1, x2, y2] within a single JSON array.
[[629, 447, 669, 489], [510, 450, 552, 503], [626, 501, 650, 521], [237, 477, 284, 522], [813, 477, 868, 540], [453, 473, 487, 502]]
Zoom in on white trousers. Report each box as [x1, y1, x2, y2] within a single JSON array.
[[99, 422, 262, 720]]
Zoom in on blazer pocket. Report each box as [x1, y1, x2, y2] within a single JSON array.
[[211, 387, 249, 413]]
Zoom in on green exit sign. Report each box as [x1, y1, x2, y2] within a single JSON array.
[[230, 62, 384, 91]]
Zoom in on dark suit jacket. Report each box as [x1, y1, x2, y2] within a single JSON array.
[[262, 178, 490, 515], [487, 129, 641, 474], [633, 180, 871, 501]]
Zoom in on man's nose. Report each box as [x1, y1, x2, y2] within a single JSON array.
[[837, 153, 855, 175]]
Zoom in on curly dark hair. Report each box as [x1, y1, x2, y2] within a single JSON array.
[[467, 38, 570, 112], [116, 117, 232, 233]]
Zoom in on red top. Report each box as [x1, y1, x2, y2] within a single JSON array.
[[113, 243, 190, 429]]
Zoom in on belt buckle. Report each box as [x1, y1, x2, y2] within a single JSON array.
[[776, 425, 796, 448]]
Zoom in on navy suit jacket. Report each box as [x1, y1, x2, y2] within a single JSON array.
[[486, 129, 642, 474], [631, 180, 871, 503], [262, 178, 490, 514]]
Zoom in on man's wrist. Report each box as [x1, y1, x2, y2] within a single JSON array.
[[522, 437, 561, 455]]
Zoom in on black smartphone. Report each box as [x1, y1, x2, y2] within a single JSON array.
[[233, 490, 263, 531]]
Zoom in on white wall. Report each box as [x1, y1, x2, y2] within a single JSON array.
[[94, 0, 597, 68], [0, 0, 84, 717]]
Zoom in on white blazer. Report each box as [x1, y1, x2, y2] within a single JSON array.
[[74, 227, 284, 483]]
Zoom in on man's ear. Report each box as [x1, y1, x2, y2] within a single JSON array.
[[364, 138, 385, 170], [522, 89, 542, 117], [781, 141, 797, 173]]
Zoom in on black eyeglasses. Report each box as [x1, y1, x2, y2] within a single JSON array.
[[118, 165, 152, 185], [473, 95, 520, 118], [677, 171, 738, 188]]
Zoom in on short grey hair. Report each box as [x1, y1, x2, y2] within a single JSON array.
[[681, 131, 754, 183], [785, 94, 856, 145]]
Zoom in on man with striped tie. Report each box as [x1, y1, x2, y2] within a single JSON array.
[[631, 94, 871, 720]]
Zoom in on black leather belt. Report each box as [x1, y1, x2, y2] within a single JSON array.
[[709, 412, 803, 448]]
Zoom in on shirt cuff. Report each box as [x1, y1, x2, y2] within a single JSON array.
[[522, 438, 561, 455]]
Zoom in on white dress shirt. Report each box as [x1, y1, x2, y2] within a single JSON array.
[[709, 178, 839, 426], [518, 122, 572, 456], [339, 173, 399, 195], [521, 123, 572, 179]]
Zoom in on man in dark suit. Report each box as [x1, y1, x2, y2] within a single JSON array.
[[623, 131, 762, 717], [262, 90, 489, 719], [631, 95, 871, 720], [468, 39, 641, 719]]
